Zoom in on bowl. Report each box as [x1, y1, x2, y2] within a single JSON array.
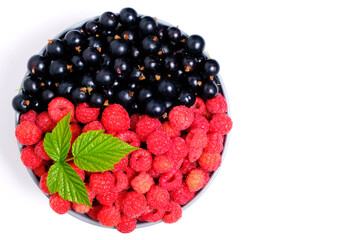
[[15, 13, 230, 229]]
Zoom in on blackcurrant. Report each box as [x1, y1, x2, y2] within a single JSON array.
[[57, 80, 75, 99], [177, 89, 195, 107], [182, 55, 197, 72], [86, 36, 103, 49], [202, 59, 220, 77], [45, 39, 66, 60], [157, 78, 177, 99], [141, 35, 160, 54], [72, 87, 88, 103], [185, 34, 205, 55], [137, 87, 153, 105], [163, 55, 179, 72], [202, 80, 219, 99], [145, 98, 166, 118], [41, 88, 56, 104], [99, 11, 118, 30], [115, 89, 135, 107], [119, 8, 138, 27], [70, 55, 86, 73], [95, 68, 115, 88], [100, 53, 112, 68], [113, 58, 131, 76], [27, 54, 47, 77], [49, 59, 69, 79], [144, 55, 161, 72], [166, 26, 181, 42], [89, 91, 105, 107], [12, 94, 31, 113], [120, 29, 136, 42], [64, 30, 84, 50], [138, 16, 157, 36], [84, 20, 100, 36], [182, 72, 203, 90], [103, 88, 115, 102], [80, 73, 97, 91], [82, 47, 101, 67], [22, 76, 40, 96], [109, 39, 130, 58]]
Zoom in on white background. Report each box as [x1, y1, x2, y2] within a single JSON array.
[[0, 0, 360, 239]]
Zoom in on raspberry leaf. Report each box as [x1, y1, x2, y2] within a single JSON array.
[[43, 112, 72, 162], [47, 161, 91, 207], [72, 130, 139, 172]]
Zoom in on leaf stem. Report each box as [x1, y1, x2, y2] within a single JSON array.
[[65, 157, 74, 162]]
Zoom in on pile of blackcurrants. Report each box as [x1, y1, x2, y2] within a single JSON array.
[[12, 8, 221, 118]]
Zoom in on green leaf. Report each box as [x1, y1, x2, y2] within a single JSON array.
[[47, 161, 91, 207], [43, 112, 72, 162], [72, 130, 139, 172]]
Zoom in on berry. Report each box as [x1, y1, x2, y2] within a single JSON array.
[[48, 97, 75, 123], [177, 89, 196, 107], [115, 89, 135, 107], [114, 58, 132, 76], [146, 130, 172, 155], [75, 102, 100, 124], [89, 171, 115, 194], [198, 152, 222, 171], [68, 161, 85, 180], [64, 30, 84, 50], [109, 39, 130, 58], [115, 130, 140, 148], [190, 115, 209, 133], [12, 94, 31, 113], [166, 137, 189, 161], [101, 104, 130, 132], [135, 115, 161, 142], [182, 55, 197, 72], [72, 185, 96, 213], [163, 201, 182, 224], [204, 133, 224, 154], [95, 68, 115, 88], [49, 193, 71, 215], [27, 54, 47, 76], [39, 172, 50, 194], [180, 158, 197, 175], [190, 97, 206, 115], [70, 55, 86, 72], [141, 35, 160, 54], [45, 39, 66, 59], [138, 16, 157, 36], [146, 185, 170, 209], [129, 149, 152, 172], [202, 80, 219, 99], [82, 120, 105, 133], [15, 121, 42, 146], [96, 191, 118, 206], [33, 163, 46, 177], [159, 169, 183, 191], [130, 172, 154, 194], [152, 155, 174, 173], [57, 80, 75, 99], [209, 113, 233, 135], [41, 88, 56, 104], [145, 99, 166, 118], [115, 191, 128, 212], [187, 147, 203, 162], [161, 121, 181, 138], [34, 140, 51, 160], [202, 59, 220, 77], [141, 208, 165, 223], [116, 215, 137, 233], [185, 168, 208, 192], [113, 170, 130, 192], [170, 182, 195, 205], [205, 93, 227, 114], [36, 111, 56, 133], [97, 205, 121, 227], [22, 76, 40, 96], [185, 34, 205, 55], [89, 92, 105, 107], [82, 47, 101, 67], [49, 59, 69, 79], [99, 11, 118, 31], [84, 20, 100, 36], [122, 191, 147, 218], [19, 110, 38, 123], [185, 128, 207, 149], [166, 27, 181, 42], [87, 205, 103, 221], [169, 105, 194, 131], [21, 146, 43, 169], [157, 78, 177, 99], [119, 8, 138, 27]]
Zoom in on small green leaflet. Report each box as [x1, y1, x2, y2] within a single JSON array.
[[43, 112, 72, 162], [72, 130, 140, 172]]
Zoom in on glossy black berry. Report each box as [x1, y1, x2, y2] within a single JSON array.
[[183, 72, 203, 90], [70, 55, 86, 73], [86, 36, 103, 49], [57, 80, 75, 99], [202, 80, 219, 99], [120, 29, 136, 42], [202, 58, 220, 77], [113, 58, 131, 76], [109, 39, 130, 58], [89, 92, 105, 107], [12, 94, 31, 113], [177, 89, 195, 107], [45, 39, 66, 59], [103, 88, 115, 102], [41, 89, 56, 104], [138, 16, 157, 36], [82, 47, 101, 67], [141, 35, 160, 54], [115, 89, 135, 107], [157, 78, 177, 99], [164, 99, 174, 112], [100, 54, 112, 68], [137, 87, 153, 105], [119, 8, 138, 27], [99, 11, 118, 30], [22, 76, 40, 96], [145, 98, 166, 118], [185, 34, 205, 55], [80, 74, 96, 91], [95, 68, 115, 88], [144, 55, 161, 72], [84, 20, 100, 36], [30, 98, 43, 113], [64, 30, 84, 50], [49, 59, 69, 79], [163, 55, 179, 72], [27, 55, 47, 77], [166, 27, 181, 42], [182, 55, 197, 72], [72, 87, 88, 103]]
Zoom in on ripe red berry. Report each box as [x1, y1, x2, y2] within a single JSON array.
[[48, 97, 75, 123], [21, 146, 43, 169], [49, 193, 71, 215], [101, 104, 130, 132], [169, 106, 194, 131], [75, 102, 100, 124], [15, 121, 42, 146], [146, 130, 172, 155]]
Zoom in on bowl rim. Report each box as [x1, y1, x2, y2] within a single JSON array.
[[15, 14, 231, 229]]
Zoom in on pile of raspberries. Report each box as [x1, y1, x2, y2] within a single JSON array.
[[15, 93, 232, 233]]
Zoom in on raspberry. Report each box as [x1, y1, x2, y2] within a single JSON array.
[[146, 130, 172, 155], [152, 155, 174, 173], [97, 205, 121, 227], [68, 162, 85, 181], [49, 193, 71, 214], [48, 97, 75, 123], [87, 205, 103, 221], [209, 113, 233, 135], [72, 185, 96, 213], [204, 133, 224, 154], [185, 128, 207, 149], [113, 170, 130, 192], [34, 140, 51, 160], [202, 107, 213, 120], [163, 201, 182, 224], [169, 105, 194, 131], [170, 182, 195, 205], [190, 115, 209, 133], [161, 121, 181, 138], [135, 115, 161, 142], [115, 190, 128, 212], [82, 120, 105, 133], [112, 156, 129, 172], [187, 147, 203, 162], [96, 191, 118, 205], [190, 97, 206, 115], [123, 165, 137, 181], [89, 171, 115, 194], [159, 169, 183, 191], [206, 93, 228, 114], [116, 215, 137, 233], [172, 157, 184, 170], [131, 172, 154, 194], [185, 168, 208, 192], [166, 137, 189, 161], [33, 163, 46, 177], [101, 104, 130, 132], [15, 121, 42, 146], [39, 172, 50, 194], [21, 146, 43, 169], [122, 191, 147, 218], [75, 102, 100, 124], [141, 208, 165, 223], [35, 111, 56, 133], [198, 152, 222, 171], [147, 167, 162, 179], [19, 110, 38, 123], [130, 113, 142, 131], [115, 130, 140, 148], [129, 149, 152, 172], [70, 123, 81, 144], [146, 185, 170, 209], [180, 158, 197, 175]]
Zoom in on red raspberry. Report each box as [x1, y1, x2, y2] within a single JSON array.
[[204, 133, 224, 154], [122, 191, 148, 218], [159, 169, 183, 191], [112, 156, 129, 172], [35, 111, 56, 133], [123, 165, 137, 181], [82, 120, 105, 133], [68, 162, 85, 181], [113, 170, 130, 192], [198, 152, 222, 171], [141, 208, 165, 223], [170, 182, 195, 205], [135, 115, 161, 142], [163, 201, 182, 224], [87, 205, 103, 220], [147, 167, 162, 179], [70, 123, 81, 144], [33, 163, 46, 177], [172, 157, 184, 170], [166, 137, 189, 161], [129, 149, 152, 172], [101, 104, 130, 132], [146, 185, 170, 209], [96, 191, 118, 205], [185, 168, 208, 192], [190, 97, 206, 115], [190, 115, 209, 133], [15, 121, 42, 146], [209, 113, 233, 135], [185, 128, 207, 149], [116, 215, 137, 233], [21, 146, 43, 169], [206, 93, 228, 114], [115, 130, 140, 148], [39, 172, 50, 194], [89, 172, 115, 194], [187, 147, 203, 162], [115, 191, 128, 212], [180, 158, 197, 175], [202, 107, 213, 120], [19, 110, 38, 123], [34, 140, 51, 160], [152, 155, 174, 174], [72, 185, 96, 213], [48, 97, 75, 123], [97, 205, 121, 227], [75, 102, 100, 124], [169, 106, 194, 131], [131, 172, 154, 194], [146, 130, 172, 155], [161, 121, 181, 138], [49, 193, 71, 214], [130, 113, 142, 131]]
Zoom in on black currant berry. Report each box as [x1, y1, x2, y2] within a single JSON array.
[[72, 87, 89, 103], [182, 55, 197, 72], [95, 68, 115, 88], [86, 36, 103, 49], [202, 58, 220, 77], [177, 89, 195, 107], [99, 11, 118, 30], [115, 89, 135, 107], [82, 47, 101, 67], [80, 74, 96, 91], [45, 39, 66, 60], [103, 88, 115, 102], [119, 8, 138, 27], [100, 53, 112, 68], [84, 20, 100, 36], [144, 55, 161, 73], [120, 29, 136, 42], [22, 76, 40, 96], [27, 55, 47, 77], [141, 35, 160, 54], [163, 55, 179, 72], [49, 59, 69, 79], [137, 87, 153, 105], [57, 80, 75, 99], [70, 55, 86, 73], [202, 80, 219, 99], [166, 27, 181, 42], [41, 88, 56, 104], [157, 78, 177, 99], [64, 30, 84, 51], [185, 34, 205, 55], [109, 39, 130, 58], [113, 58, 131, 76], [30, 98, 43, 113], [12, 94, 31, 113], [89, 92, 105, 107], [138, 16, 157, 36], [145, 98, 166, 118]]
